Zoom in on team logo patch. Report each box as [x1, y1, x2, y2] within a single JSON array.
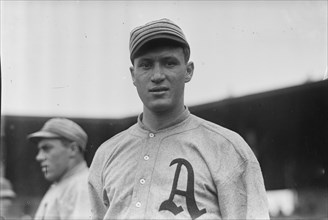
[[159, 158, 207, 219]]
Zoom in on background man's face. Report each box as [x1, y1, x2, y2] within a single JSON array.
[[130, 46, 193, 114], [36, 139, 71, 182]]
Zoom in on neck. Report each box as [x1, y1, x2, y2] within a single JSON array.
[[57, 157, 85, 182], [142, 105, 185, 131]]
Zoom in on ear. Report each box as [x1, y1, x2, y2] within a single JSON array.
[[130, 66, 136, 86], [68, 142, 80, 157], [185, 61, 194, 83]]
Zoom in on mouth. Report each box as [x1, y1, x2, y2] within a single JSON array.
[[41, 165, 48, 174], [149, 86, 169, 94]]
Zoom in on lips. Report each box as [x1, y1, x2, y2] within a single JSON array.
[[41, 165, 48, 174], [149, 86, 169, 93]]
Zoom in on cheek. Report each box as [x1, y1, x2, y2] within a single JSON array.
[[134, 78, 148, 94], [136, 86, 149, 104], [172, 75, 186, 91], [50, 155, 69, 178], [49, 150, 69, 166], [134, 74, 147, 84]]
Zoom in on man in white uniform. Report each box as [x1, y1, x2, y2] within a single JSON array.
[[28, 118, 92, 220], [88, 18, 270, 219], [0, 176, 16, 219]]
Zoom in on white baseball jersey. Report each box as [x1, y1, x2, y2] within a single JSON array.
[[35, 162, 92, 220], [88, 108, 269, 219]]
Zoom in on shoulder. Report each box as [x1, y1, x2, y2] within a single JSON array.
[[74, 166, 89, 183], [64, 167, 89, 189], [94, 124, 136, 156], [89, 123, 138, 171], [189, 114, 243, 143], [190, 114, 257, 163]]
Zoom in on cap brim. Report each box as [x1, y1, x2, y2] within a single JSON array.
[[131, 34, 189, 62], [27, 131, 61, 143], [1, 190, 16, 198]]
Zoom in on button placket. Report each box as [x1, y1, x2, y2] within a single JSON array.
[[134, 131, 158, 214]]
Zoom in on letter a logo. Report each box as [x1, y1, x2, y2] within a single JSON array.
[[159, 158, 206, 219]]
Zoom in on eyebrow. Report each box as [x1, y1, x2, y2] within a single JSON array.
[[38, 144, 53, 150], [137, 57, 153, 62]]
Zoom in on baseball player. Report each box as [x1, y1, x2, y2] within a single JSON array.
[[0, 176, 16, 219], [88, 18, 270, 219], [28, 118, 92, 220]]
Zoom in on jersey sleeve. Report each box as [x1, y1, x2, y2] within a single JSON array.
[[216, 159, 270, 219], [202, 121, 270, 219]]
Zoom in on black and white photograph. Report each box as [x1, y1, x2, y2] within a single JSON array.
[[1, 1, 327, 219]]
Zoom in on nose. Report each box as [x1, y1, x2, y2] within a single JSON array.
[[36, 150, 45, 162], [151, 63, 165, 83]]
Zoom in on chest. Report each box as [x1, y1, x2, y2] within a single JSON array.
[[102, 133, 221, 218]]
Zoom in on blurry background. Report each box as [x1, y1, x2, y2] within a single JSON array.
[[1, 1, 327, 219]]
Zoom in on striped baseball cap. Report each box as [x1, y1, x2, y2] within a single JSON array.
[[27, 118, 88, 151], [129, 18, 190, 63]]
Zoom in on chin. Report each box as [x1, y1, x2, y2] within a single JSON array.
[[148, 102, 172, 113], [44, 174, 56, 182], [44, 176, 52, 181]]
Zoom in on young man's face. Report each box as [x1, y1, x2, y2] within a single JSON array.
[[36, 139, 71, 182], [130, 45, 194, 114]]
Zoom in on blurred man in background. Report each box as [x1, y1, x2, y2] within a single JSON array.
[[0, 176, 16, 219], [27, 118, 91, 220]]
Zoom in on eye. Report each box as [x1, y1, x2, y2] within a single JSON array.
[[40, 145, 52, 152], [165, 59, 178, 67], [138, 61, 152, 69]]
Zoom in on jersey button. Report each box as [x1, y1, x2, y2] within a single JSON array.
[[140, 178, 146, 184], [136, 202, 141, 208], [149, 133, 155, 138], [144, 155, 149, 161]]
